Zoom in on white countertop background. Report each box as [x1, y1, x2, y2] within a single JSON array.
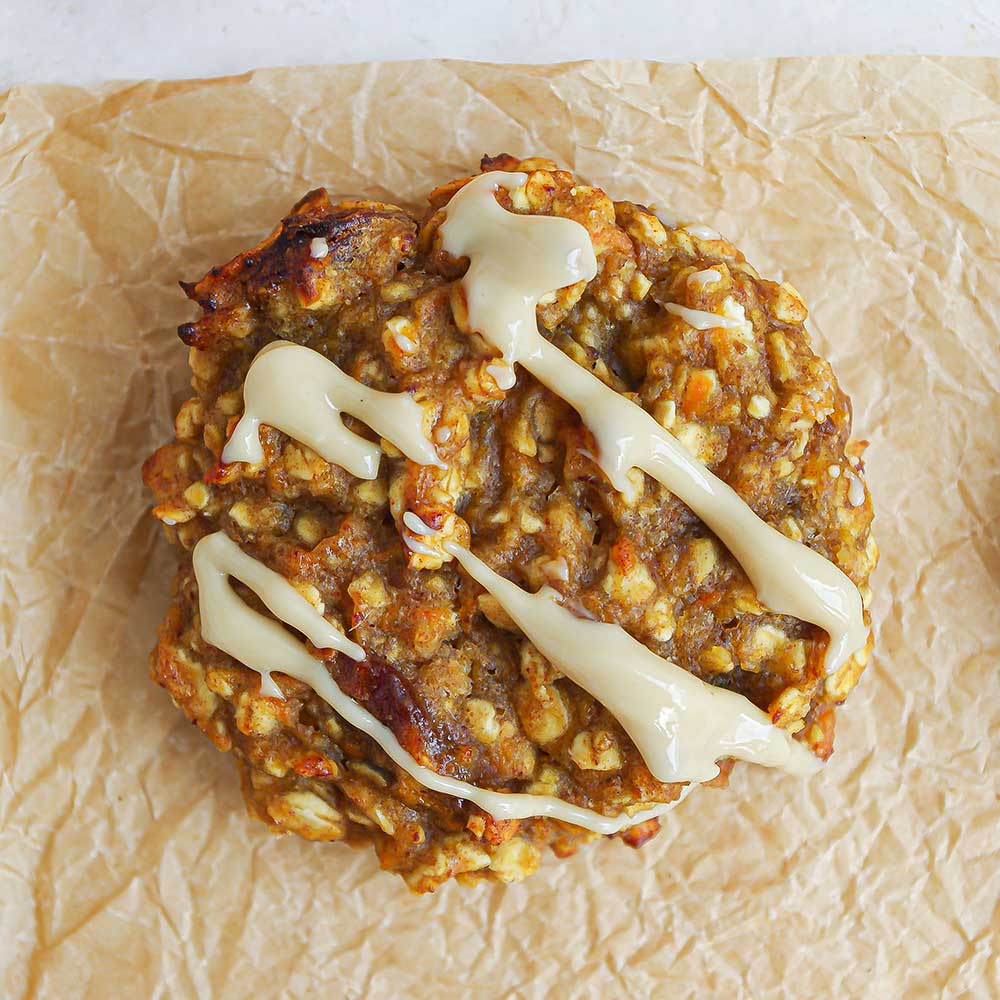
[[4, 0, 1000, 88]]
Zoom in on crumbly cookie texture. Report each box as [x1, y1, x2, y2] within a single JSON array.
[[143, 154, 877, 892]]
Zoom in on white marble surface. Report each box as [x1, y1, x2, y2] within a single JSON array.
[[3, 0, 1000, 87]]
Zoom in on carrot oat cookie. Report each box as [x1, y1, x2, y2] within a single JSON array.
[[142, 155, 877, 892]]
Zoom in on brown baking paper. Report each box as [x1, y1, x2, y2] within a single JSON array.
[[1, 57, 998, 999]]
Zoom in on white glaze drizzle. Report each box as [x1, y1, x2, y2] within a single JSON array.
[[846, 470, 866, 507], [441, 536, 820, 781], [487, 361, 517, 390], [684, 223, 722, 240], [439, 171, 866, 675], [194, 531, 364, 697], [403, 511, 436, 536], [221, 341, 445, 478], [664, 301, 745, 330], [192, 530, 691, 833], [687, 268, 722, 289], [402, 531, 438, 557]]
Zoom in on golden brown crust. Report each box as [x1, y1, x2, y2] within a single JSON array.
[[143, 155, 877, 891]]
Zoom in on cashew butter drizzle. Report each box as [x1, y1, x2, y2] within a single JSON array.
[[194, 530, 364, 698], [193, 530, 690, 833], [221, 340, 444, 477], [439, 170, 866, 676], [443, 539, 819, 780]]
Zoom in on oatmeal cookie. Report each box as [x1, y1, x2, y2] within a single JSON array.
[[142, 155, 876, 891]]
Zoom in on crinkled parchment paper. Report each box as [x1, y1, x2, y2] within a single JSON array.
[[1, 57, 998, 999]]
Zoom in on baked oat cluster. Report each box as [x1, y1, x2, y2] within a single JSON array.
[[142, 155, 877, 891]]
